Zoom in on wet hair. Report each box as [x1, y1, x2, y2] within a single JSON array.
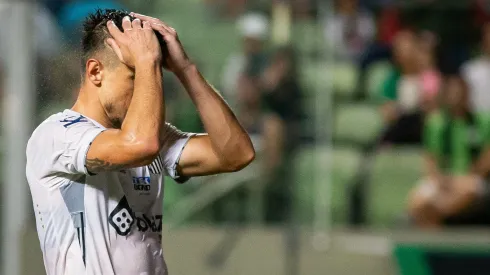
[[81, 9, 131, 69], [81, 9, 167, 72]]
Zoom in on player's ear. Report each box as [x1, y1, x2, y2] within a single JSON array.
[[86, 59, 103, 86]]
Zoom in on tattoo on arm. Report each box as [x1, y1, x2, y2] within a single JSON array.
[[85, 158, 125, 174]]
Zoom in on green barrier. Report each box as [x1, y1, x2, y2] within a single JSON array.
[[395, 244, 490, 275]]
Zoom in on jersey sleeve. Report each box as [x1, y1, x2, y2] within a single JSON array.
[[55, 118, 105, 175], [160, 123, 194, 183]]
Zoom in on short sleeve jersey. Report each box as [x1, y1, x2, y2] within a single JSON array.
[[26, 109, 192, 275], [424, 111, 490, 174]]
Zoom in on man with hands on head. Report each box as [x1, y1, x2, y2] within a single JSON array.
[[26, 9, 254, 275]]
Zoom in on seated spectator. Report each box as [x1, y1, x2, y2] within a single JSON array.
[[349, 30, 439, 225], [408, 75, 490, 228], [462, 21, 490, 113], [221, 12, 269, 135], [324, 0, 376, 62], [379, 30, 429, 144], [260, 46, 304, 223]]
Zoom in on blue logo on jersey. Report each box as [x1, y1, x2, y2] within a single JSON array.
[[60, 115, 88, 128], [132, 176, 151, 191]]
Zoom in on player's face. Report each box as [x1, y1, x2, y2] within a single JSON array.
[[99, 61, 135, 128]]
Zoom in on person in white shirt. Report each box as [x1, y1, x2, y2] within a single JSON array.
[[324, 0, 375, 62], [462, 22, 490, 113], [26, 9, 255, 275]]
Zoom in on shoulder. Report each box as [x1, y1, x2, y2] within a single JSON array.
[[27, 111, 102, 155], [462, 58, 487, 74]]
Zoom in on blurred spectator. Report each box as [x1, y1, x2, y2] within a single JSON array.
[[355, 4, 401, 100], [408, 75, 490, 228], [221, 13, 269, 133], [378, 30, 427, 143], [324, 0, 376, 62], [349, 30, 440, 225], [462, 22, 490, 113], [260, 46, 304, 222]]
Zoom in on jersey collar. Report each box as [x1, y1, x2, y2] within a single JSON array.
[[64, 109, 107, 130]]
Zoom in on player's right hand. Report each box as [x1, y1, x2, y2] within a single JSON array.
[[106, 16, 162, 67]]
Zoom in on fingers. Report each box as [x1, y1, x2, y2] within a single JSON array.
[[130, 12, 158, 24], [106, 38, 124, 62], [132, 18, 142, 29], [130, 12, 175, 33], [142, 21, 151, 30], [149, 23, 175, 43], [122, 16, 132, 30], [106, 20, 124, 41]]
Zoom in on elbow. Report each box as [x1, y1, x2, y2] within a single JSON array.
[[133, 138, 161, 165], [224, 142, 256, 172]]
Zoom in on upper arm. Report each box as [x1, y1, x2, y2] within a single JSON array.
[[85, 129, 160, 174], [176, 133, 254, 178], [174, 135, 223, 178]]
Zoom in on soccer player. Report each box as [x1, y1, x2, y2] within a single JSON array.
[[26, 9, 255, 275]]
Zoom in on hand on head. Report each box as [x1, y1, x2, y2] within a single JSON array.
[[131, 12, 193, 74], [106, 16, 162, 67]]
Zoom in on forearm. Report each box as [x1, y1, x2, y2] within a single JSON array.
[[177, 65, 252, 163], [121, 61, 165, 144]]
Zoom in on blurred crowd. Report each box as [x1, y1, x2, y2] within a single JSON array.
[[340, 0, 490, 228], [2, 0, 490, 229]]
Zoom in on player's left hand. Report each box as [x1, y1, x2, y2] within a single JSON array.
[[131, 12, 192, 74]]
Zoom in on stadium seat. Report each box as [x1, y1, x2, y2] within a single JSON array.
[[366, 61, 392, 100], [368, 147, 424, 227], [301, 61, 359, 98], [294, 145, 361, 225], [292, 22, 322, 57], [332, 63, 358, 98], [300, 61, 330, 96], [334, 104, 383, 145]]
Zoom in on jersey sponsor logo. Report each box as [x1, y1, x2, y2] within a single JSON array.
[[148, 155, 163, 175], [60, 115, 88, 128], [132, 176, 151, 191], [109, 197, 135, 236], [135, 214, 162, 233]]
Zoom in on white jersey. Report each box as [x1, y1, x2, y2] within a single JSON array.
[[26, 109, 192, 275]]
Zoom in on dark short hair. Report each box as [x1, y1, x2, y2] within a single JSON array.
[[81, 9, 167, 71], [81, 9, 131, 69]]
